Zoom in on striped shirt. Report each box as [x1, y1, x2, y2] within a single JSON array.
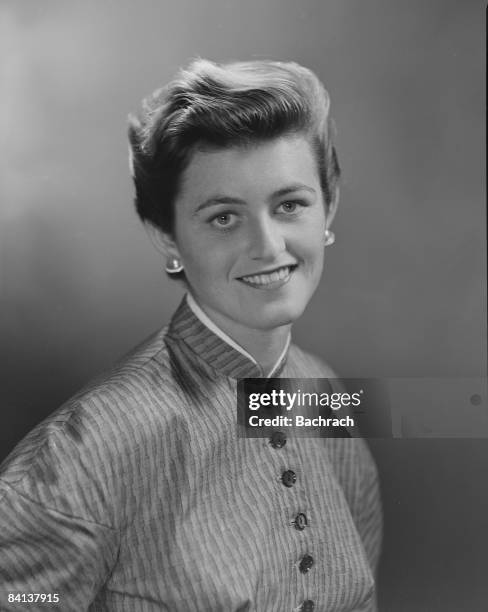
[[0, 297, 382, 611]]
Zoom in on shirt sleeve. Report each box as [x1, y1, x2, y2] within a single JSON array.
[[0, 409, 121, 611], [0, 482, 119, 611]]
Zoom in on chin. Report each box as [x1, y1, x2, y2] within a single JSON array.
[[250, 299, 308, 330]]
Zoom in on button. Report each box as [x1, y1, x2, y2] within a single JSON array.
[[301, 600, 315, 612], [299, 554, 314, 573], [269, 431, 287, 449], [293, 512, 308, 531], [281, 470, 296, 487]]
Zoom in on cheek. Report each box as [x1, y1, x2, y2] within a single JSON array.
[[296, 219, 325, 262], [180, 238, 233, 282]]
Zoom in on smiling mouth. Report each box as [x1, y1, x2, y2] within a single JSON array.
[[238, 265, 298, 288]]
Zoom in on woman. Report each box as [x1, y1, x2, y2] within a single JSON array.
[[0, 59, 382, 611]]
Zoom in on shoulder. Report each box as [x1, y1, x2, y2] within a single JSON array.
[[48, 324, 179, 438], [0, 325, 179, 525], [8, 323, 181, 448]]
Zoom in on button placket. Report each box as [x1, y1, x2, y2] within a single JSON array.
[[269, 436, 315, 611]]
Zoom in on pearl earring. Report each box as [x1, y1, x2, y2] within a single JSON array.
[[324, 229, 335, 247], [165, 257, 184, 274]]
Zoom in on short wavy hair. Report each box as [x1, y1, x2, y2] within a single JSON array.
[[128, 58, 340, 235]]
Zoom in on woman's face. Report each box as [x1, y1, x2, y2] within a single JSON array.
[[170, 133, 328, 336]]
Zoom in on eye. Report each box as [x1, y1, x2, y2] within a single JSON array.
[[209, 212, 237, 228], [278, 200, 304, 214]]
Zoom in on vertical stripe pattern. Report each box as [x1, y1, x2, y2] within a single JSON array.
[[0, 298, 382, 611]]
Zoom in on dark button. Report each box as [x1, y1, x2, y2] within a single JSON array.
[[299, 554, 314, 573], [301, 600, 315, 612], [281, 470, 296, 487], [269, 430, 287, 449], [293, 512, 308, 531]]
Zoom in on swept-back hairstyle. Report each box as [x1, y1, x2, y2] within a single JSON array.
[[128, 58, 340, 235]]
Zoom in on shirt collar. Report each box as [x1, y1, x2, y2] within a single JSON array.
[[167, 294, 290, 379]]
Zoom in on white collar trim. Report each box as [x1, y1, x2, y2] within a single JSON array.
[[185, 293, 290, 377]]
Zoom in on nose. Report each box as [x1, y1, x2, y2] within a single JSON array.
[[247, 216, 286, 261]]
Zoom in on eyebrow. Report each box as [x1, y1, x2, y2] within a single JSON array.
[[194, 183, 316, 214]]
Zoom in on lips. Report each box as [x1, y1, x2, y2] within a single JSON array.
[[238, 265, 297, 287]]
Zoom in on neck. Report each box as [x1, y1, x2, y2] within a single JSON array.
[[186, 294, 291, 375], [230, 322, 291, 375]]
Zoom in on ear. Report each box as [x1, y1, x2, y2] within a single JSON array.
[[144, 222, 182, 260], [325, 186, 340, 229]]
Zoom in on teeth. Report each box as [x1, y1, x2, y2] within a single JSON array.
[[241, 266, 292, 285]]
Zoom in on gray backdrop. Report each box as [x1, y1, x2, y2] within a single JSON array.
[[1, 1, 486, 610]]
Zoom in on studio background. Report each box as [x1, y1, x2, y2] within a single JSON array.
[[1, 1, 486, 610]]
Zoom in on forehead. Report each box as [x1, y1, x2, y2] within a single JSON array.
[[178, 134, 320, 204]]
